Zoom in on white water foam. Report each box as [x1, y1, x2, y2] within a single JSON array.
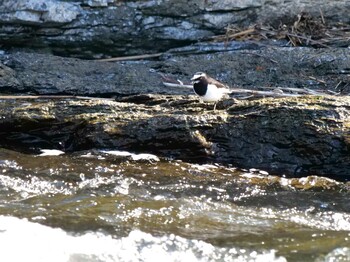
[[0, 216, 286, 262], [100, 150, 160, 161], [38, 149, 65, 156]]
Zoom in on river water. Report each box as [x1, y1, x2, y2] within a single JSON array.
[[0, 148, 349, 261]]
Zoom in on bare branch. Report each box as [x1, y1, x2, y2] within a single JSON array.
[[97, 53, 163, 62], [162, 81, 333, 98]]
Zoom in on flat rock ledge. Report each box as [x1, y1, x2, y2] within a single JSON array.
[[0, 94, 349, 181]]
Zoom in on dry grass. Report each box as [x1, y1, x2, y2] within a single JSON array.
[[212, 12, 350, 48]]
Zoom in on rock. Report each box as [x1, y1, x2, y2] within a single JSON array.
[[0, 0, 348, 57], [0, 52, 179, 96], [0, 0, 80, 24], [202, 0, 263, 11], [0, 95, 349, 181], [0, 48, 349, 95], [84, 0, 112, 7], [0, 63, 21, 90]]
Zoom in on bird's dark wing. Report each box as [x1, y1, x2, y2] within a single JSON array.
[[206, 76, 229, 89]]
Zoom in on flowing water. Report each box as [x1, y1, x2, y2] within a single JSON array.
[[0, 148, 349, 262]]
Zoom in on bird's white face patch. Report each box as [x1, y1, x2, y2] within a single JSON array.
[[191, 72, 206, 81]]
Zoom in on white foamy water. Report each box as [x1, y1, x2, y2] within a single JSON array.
[[100, 150, 160, 161], [39, 149, 65, 156], [0, 216, 286, 262]]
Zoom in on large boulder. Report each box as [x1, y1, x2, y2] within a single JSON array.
[[0, 94, 349, 181]]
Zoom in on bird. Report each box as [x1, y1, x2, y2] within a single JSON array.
[[190, 72, 231, 110]]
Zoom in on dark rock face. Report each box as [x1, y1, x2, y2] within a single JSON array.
[[221, 98, 350, 179], [1, 48, 349, 96], [0, 0, 349, 57], [0, 95, 349, 181]]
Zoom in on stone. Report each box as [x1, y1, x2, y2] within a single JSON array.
[[0, 0, 80, 24], [1, 47, 350, 96], [0, 94, 349, 181], [202, 0, 263, 11], [0, 0, 348, 57]]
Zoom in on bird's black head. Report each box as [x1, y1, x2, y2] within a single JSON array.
[[191, 72, 207, 83], [191, 72, 208, 96]]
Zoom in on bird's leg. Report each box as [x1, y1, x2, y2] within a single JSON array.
[[213, 102, 217, 111]]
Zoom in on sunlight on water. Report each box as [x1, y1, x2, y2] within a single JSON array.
[[0, 174, 73, 195], [316, 248, 350, 262], [0, 149, 349, 261], [0, 216, 287, 262]]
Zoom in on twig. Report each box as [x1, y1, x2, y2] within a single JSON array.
[[334, 81, 343, 90], [97, 53, 163, 62], [307, 75, 327, 84], [287, 34, 298, 47], [162, 82, 301, 97], [229, 88, 301, 97], [285, 33, 330, 48], [163, 82, 192, 89], [259, 86, 324, 94], [319, 8, 326, 25], [226, 28, 256, 38], [327, 90, 340, 95], [162, 81, 333, 98]]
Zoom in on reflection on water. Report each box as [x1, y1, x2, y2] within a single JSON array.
[[0, 148, 349, 261]]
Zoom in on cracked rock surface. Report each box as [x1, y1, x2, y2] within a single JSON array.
[[0, 94, 349, 180], [0, 0, 349, 57]]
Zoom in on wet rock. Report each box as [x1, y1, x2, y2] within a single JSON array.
[[0, 95, 349, 181]]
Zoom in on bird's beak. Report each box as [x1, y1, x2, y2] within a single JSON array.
[[190, 78, 197, 84], [191, 73, 204, 81]]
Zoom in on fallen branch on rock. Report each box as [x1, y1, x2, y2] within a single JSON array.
[[97, 53, 163, 62], [162, 79, 334, 99], [162, 81, 301, 98]]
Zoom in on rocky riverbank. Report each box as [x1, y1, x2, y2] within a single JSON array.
[[0, 0, 349, 181], [0, 92, 349, 180]]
